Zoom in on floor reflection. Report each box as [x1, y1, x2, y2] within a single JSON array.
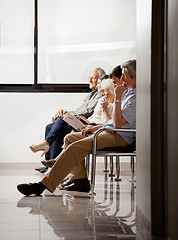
[[17, 174, 136, 240]]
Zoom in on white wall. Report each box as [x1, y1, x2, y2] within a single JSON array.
[[0, 92, 131, 163], [136, 0, 151, 226], [0, 92, 87, 163]]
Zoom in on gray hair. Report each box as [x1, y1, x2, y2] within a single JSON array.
[[101, 78, 114, 95], [95, 68, 106, 79], [122, 60, 136, 78]]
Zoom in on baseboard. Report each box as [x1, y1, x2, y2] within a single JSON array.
[[0, 161, 135, 176], [0, 162, 40, 169]]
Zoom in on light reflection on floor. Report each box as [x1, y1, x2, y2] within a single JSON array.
[[0, 168, 136, 240]]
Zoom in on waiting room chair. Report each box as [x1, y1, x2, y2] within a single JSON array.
[[88, 128, 136, 194]]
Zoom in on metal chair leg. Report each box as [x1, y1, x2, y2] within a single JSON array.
[[103, 156, 109, 172], [130, 156, 136, 182], [85, 154, 90, 176], [109, 156, 115, 177], [89, 154, 97, 195], [115, 156, 122, 181]]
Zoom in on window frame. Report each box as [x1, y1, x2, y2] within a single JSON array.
[[0, 0, 89, 93]]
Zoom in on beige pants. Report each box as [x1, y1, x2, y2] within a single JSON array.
[[42, 131, 129, 192]]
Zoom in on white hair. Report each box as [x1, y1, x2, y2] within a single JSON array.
[[95, 68, 106, 79], [100, 79, 114, 95]]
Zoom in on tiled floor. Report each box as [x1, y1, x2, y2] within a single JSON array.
[[0, 168, 136, 240]]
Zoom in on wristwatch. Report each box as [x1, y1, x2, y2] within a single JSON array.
[[115, 99, 122, 103]]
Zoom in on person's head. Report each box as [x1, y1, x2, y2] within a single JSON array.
[[89, 68, 105, 90], [121, 60, 136, 89], [110, 65, 122, 87], [97, 74, 109, 93], [100, 79, 115, 101]]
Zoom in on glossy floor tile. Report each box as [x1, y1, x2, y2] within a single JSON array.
[[0, 168, 136, 240]]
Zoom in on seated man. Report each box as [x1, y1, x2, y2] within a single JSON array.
[[17, 60, 136, 195], [30, 68, 105, 173]]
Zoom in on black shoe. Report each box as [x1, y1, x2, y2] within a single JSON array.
[[60, 177, 72, 187], [64, 178, 90, 192], [35, 167, 48, 173], [17, 182, 46, 196]]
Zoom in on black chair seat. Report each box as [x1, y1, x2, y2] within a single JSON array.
[[96, 141, 136, 153]]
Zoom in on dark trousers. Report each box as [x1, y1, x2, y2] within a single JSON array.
[[45, 117, 72, 160]]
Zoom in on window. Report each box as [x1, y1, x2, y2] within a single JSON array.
[[0, 0, 136, 91], [0, 0, 34, 84]]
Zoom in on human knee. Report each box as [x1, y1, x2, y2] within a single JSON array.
[[63, 133, 73, 148]]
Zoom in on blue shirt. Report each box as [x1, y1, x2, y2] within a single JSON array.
[[102, 88, 136, 144]]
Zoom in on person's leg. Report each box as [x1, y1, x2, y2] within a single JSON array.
[[35, 122, 53, 172], [45, 117, 68, 144], [49, 125, 72, 159], [45, 117, 72, 159], [41, 131, 129, 192], [45, 123, 53, 160]]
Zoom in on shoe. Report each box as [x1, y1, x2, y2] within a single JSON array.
[[35, 167, 48, 173], [30, 144, 49, 157], [43, 168, 51, 176], [17, 182, 46, 196], [57, 177, 71, 190], [41, 159, 56, 168], [61, 178, 72, 187], [64, 178, 90, 192], [60, 179, 74, 189]]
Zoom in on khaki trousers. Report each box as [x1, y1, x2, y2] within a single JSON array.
[[41, 131, 129, 192]]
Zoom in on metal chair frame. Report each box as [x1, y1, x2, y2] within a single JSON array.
[[88, 128, 136, 194]]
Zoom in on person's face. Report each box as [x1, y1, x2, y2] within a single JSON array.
[[121, 69, 134, 88], [111, 76, 122, 88], [89, 70, 99, 90], [103, 89, 110, 98], [103, 89, 114, 102], [96, 79, 104, 93]]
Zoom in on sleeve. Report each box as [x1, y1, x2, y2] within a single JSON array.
[[88, 97, 104, 122], [122, 96, 136, 124]]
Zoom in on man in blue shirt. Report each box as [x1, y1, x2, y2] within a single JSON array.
[[17, 60, 136, 195]]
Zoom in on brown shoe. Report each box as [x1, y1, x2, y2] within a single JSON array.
[[41, 159, 56, 168]]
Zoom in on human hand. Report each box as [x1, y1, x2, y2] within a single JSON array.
[[82, 125, 100, 137], [114, 85, 127, 101], [101, 97, 109, 110], [79, 115, 90, 124], [54, 109, 68, 119]]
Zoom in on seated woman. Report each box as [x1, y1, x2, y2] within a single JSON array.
[[82, 78, 115, 125]]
